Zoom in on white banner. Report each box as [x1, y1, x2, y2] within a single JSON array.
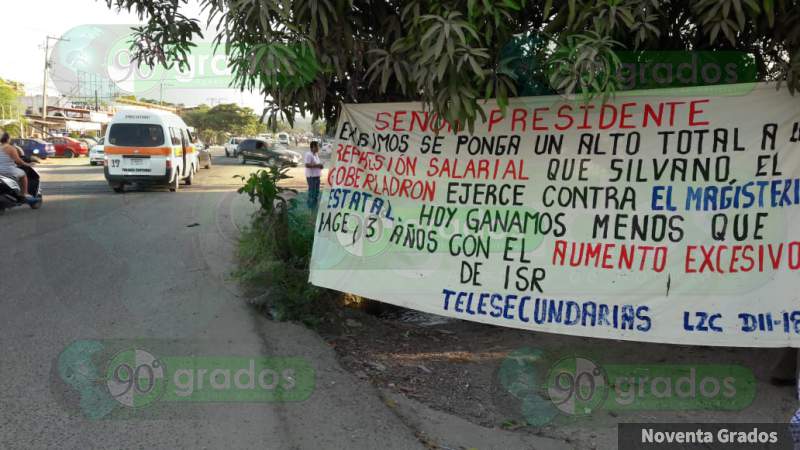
[[310, 83, 800, 347]]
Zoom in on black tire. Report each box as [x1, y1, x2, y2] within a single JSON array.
[[239, 153, 247, 165], [184, 166, 194, 185], [90, 161, 97, 166], [225, 149, 230, 157], [64, 149, 74, 158], [112, 184, 124, 193], [169, 172, 179, 192]]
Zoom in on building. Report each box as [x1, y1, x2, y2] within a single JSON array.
[[20, 95, 172, 137]]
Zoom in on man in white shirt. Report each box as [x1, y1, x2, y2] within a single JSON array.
[[304, 141, 323, 208]]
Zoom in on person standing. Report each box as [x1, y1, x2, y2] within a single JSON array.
[[304, 141, 323, 208]]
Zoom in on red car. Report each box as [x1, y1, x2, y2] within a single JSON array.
[[48, 137, 88, 158]]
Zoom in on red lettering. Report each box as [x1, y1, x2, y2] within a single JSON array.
[[556, 105, 574, 131], [665, 101, 686, 127], [392, 111, 407, 131], [619, 102, 636, 129], [643, 103, 663, 127], [375, 112, 390, 131], [511, 108, 527, 132], [699, 245, 715, 272], [688, 99, 710, 126], [532, 107, 549, 131], [553, 240, 566, 265], [578, 104, 594, 129], [685, 245, 697, 273], [487, 109, 504, 133], [599, 104, 617, 129], [410, 111, 430, 132]]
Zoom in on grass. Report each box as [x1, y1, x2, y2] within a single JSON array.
[[236, 192, 335, 326]]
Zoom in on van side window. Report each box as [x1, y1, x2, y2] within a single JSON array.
[[169, 128, 181, 146]]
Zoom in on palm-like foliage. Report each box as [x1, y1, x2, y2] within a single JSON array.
[[106, 0, 800, 131]]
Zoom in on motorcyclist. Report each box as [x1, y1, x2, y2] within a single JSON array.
[[0, 132, 32, 200]]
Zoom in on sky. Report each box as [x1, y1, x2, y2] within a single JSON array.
[[1, 0, 266, 111]]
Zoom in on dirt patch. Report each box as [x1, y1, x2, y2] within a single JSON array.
[[317, 304, 799, 449]]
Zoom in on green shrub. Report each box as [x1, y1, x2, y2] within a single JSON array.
[[235, 170, 330, 325]]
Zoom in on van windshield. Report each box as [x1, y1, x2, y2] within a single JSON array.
[[108, 124, 165, 147]]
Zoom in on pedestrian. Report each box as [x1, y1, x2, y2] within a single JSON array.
[[304, 141, 323, 208], [0, 132, 32, 199]]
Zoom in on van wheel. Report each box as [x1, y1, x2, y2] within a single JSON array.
[[225, 149, 230, 157], [239, 153, 246, 165], [169, 173, 179, 192], [112, 183, 124, 193], [185, 167, 194, 185]]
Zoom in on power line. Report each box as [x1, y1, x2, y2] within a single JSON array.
[[40, 35, 69, 121]]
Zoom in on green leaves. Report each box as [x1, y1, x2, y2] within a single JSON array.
[[235, 166, 295, 218], [107, 0, 800, 135], [182, 103, 265, 137], [546, 31, 623, 102], [763, 0, 775, 26], [694, 0, 767, 45], [109, 0, 203, 70]]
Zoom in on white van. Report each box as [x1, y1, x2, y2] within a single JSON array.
[[277, 132, 290, 146], [104, 110, 198, 192]]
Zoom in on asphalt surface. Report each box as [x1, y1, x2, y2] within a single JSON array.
[[0, 148, 423, 449]]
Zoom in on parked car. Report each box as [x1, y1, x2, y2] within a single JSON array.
[[320, 141, 333, 156], [224, 137, 244, 157], [197, 147, 212, 169], [237, 138, 301, 166], [189, 132, 211, 170], [11, 138, 54, 159], [79, 136, 98, 148], [89, 138, 105, 166], [48, 136, 88, 157], [277, 132, 290, 146], [273, 143, 302, 161]]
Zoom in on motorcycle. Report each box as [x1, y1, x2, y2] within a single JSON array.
[[0, 164, 43, 214]]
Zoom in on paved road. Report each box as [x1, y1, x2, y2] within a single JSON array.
[[0, 148, 422, 449]]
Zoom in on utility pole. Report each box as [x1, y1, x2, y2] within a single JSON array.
[[41, 35, 69, 125], [159, 79, 173, 107]]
